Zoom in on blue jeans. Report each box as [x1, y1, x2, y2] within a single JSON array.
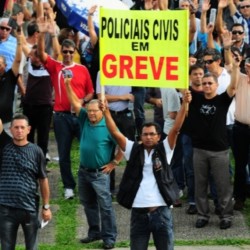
[[78, 168, 117, 244], [130, 206, 173, 250], [182, 134, 195, 204], [53, 112, 80, 189], [0, 205, 39, 250]]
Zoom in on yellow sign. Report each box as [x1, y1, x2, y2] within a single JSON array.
[[100, 9, 189, 88]]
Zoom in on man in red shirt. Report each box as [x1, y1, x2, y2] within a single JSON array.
[[37, 20, 94, 199]]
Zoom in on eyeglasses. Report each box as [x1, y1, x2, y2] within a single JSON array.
[[87, 109, 100, 113], [232, 30, 244, 35], [202, 81, 214, 86], [240, 5, 250, 9], [62, 50, 74, 54], [203, 60, 215, 65], [0, 26, 11, 31], [141, 132, 158, 137]]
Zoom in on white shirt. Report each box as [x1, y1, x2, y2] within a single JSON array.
[[124, 138, 174, 208]]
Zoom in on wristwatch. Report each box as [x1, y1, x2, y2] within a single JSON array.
[[43, 204, 50, 210]]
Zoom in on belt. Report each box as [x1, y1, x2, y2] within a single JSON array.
[[109, 108, 130, 115], [80, 167, 102, 173], [55, 111, 76, 116], [133, 207, 159, 214], [235, 120, 250, 128]]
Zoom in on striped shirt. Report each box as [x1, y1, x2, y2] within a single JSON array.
[[0, 142, 47, 212], [0, 34, 17, 71], [233, 11, 250, 44]]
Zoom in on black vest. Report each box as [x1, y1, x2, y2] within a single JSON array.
[[117, 141, 179, 209]]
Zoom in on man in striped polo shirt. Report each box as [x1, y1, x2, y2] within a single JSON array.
[[0, 114, 52, 250]]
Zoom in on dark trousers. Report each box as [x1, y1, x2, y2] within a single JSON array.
[[233, 122, 250, 202], [23, 104, 53, 156], [0, 205, 39, 250]]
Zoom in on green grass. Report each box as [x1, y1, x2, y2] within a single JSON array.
[[16, 136, 250, 249]]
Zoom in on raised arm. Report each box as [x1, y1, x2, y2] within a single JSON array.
[[167, 90, 191, 149], [200, 0, 210, 33], [221, 30, 234, 67], [228, 0, 237, 16], [37, 18, 49, 63], [11, 31, 22, 76], [47, 16, 60, 60], [207, 23, 215, 49], [64, 77, 82, 116], [216, 0, 228, 36], [102, 100, 127, 151], [88, 5, 98, 48], [227, 57, 240, 97], [189, 12, 196, 43]]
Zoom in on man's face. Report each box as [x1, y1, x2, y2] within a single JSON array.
[[61, 46, 75, 65], [201, 76, 218, 95], [87, 103, 103, 124], [179, 0, 190, 10], [43, 2, 52, 17], [190, 68, 204, 88], [29, 49, 42, 66], [10, 119, 30, 142], [141, 126, 160, 149], [239, 0, 250, 18], [0, 21, 11, 40], [231, 26, 245, 42], [203, 55, 220, 73]]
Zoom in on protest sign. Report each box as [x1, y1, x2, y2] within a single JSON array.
[[100, 9, 189, 88]]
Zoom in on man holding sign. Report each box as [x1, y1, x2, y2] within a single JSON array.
[[101, 90, 191, 250]]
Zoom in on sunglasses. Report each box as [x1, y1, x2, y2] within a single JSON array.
[[232, 30, 244, 35], [240, 5, 250, 9], [141, 132, 158, 137], [0, 26, 11, 31], [203, 59, 215, 65], [62, 50, 74, 54], [202, 81, 214, 86]]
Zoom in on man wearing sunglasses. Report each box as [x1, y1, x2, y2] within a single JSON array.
[[37, 21, 94, 200], [0, 18, 17, 72], [227, 0, 250, 44], [188, 58, 240, 230]]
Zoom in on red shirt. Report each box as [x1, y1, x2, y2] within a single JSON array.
[[44, 56, 94, 111]]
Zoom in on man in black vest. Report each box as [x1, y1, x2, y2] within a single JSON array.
[[101, 91, 191, 250]]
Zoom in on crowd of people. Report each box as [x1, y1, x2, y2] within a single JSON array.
[[0, 0, 250, 249]]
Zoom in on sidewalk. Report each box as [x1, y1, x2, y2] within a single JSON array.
[[15, 108, 250, 249], [91, 247, 250, 250]]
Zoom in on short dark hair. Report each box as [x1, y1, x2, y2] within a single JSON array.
[[203, 48, 222, 61], [141, 122, 162, 135], [11, 114, 29, 126], [27, 21, 39, 36], [189, 64, 204, 75], [231, 23, 245, 31], [61, 39, 76, 50], [203, 72, 218, 83]]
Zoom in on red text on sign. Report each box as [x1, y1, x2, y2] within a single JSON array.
[[102, 55, 178, 80]]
